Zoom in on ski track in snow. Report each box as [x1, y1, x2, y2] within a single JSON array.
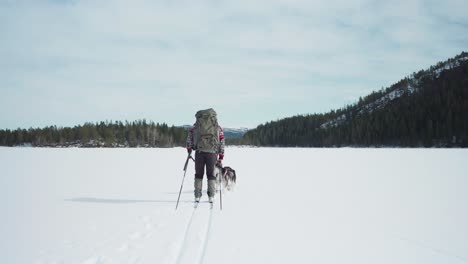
[[174, 206, 198, 264], [3, 147, 468, 264], [175, 202, 214, 264], [198, 207, 214, 264]]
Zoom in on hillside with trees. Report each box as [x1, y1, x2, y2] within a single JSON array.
[[0, 120, 187, 148], [242, 52, 468, 147]]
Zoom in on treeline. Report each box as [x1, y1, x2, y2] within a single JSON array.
[[0, 120, 188, 147], [243, 52, 468, 147]]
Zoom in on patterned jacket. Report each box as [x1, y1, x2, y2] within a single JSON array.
[[186, 125, 225, 159]]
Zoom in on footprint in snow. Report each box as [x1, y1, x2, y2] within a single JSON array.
[[81, 256, 112, 264], [146, 231, 153, 237], [145, 223, 155, 230], [34, 260, 63, 264], [63, 240, 77, 248], [117, 243, 132, 252], [141, 216, 151, 223], [129, 232, 142, 240], [128, 256, 141, 264]]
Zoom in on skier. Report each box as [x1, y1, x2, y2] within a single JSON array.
[[186, 108, 225, 204]]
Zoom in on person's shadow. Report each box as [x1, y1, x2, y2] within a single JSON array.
[[64, 197, 192, 204]]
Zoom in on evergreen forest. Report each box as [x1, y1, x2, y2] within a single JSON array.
[[0, 120, 187, 147], [241, 52, 468, 147]]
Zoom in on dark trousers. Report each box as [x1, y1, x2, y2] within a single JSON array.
[[195, 151, 217, 180]]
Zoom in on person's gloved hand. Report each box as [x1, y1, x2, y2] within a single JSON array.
[[187, 148, 192, 155]]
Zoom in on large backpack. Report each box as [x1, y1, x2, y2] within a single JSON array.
[[193, 108, 219, 153]]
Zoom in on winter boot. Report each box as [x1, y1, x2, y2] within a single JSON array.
[[207, 180, 216, 200], [194, 178, 203, 201]]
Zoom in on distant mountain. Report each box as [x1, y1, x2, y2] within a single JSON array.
[[223, 127, 249, 139], [243, 52, 468, 147], [181, 125, 249, 139]]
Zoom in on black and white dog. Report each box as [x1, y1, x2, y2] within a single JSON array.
[[214, 165, 237, 191]]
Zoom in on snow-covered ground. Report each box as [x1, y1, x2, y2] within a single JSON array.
[[1, 147, 468, 264]]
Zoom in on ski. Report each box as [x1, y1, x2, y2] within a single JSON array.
[[193, 200, 214, 209]]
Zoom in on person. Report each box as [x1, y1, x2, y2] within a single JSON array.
[[186, 108, 225, 203]]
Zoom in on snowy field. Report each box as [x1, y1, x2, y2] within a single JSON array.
[[1, 147, 468, 264]]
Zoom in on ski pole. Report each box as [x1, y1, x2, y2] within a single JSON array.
[[220, 172, 223, 210], [175, 153, 194, 210], [219, 166, 228, 210]]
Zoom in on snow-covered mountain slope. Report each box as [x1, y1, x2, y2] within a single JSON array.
[[433, 56, 468, 78], [1, 147, 468, 264], [320, 53, 468, 129]]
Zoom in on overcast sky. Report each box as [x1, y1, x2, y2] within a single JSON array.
[[1, 0, 467, 129]]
